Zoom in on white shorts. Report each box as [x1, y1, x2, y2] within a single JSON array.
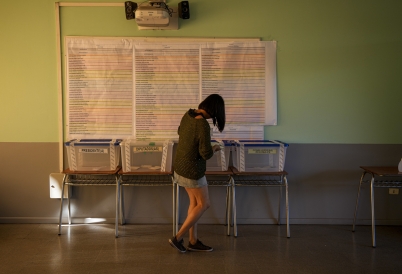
[[174, 172, 208, 188]]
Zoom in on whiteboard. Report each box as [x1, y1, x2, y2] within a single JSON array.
[[65, 37, 276, 140]]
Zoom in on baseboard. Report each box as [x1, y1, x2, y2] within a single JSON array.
[[2, 217, 401, 225], [0, 217, 60, 224]]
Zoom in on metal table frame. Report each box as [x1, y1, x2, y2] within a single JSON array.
[[173, 170, 234, 236], [352, 166, 402, 247], [231, 167, 290, 238], [118, 170, 175, 236], [58, 168, 120, 238]]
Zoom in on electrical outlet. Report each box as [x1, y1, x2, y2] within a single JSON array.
[[389, 188, 399, 195], [50, 173, 68, 198]]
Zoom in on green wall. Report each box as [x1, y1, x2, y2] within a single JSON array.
[[1, 0, 401, 143]]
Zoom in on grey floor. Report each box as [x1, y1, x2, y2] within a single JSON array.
[[0, 224, 401, 274]]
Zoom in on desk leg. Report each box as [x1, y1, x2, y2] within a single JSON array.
[[58, 174, 67, 235], [278, 179, 282, 225], [171, 176, 176, 237], [115, 175, 119, 238], [225, 185, 229, 227], [370, 176, 376, 247], [120, 182, 126, 225], [226, 184, 230, 235], [67, 184, 72, 225], [175, 183, 180, 235], [233, 182, 237, 237], [226, 177, 233, 236], [284, 176, 290, 238], [352, 171, 366, 232]]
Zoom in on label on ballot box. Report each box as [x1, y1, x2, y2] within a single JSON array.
[[248, 148, 277, 154], [133, 146, 163, 153], [79, 148, 109, 154], [233, 140, 288, 172]]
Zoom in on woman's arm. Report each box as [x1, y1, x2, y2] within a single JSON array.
[[198, 121, 214, 161]]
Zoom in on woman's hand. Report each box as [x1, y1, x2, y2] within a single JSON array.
[[212, 144, 221, 153]]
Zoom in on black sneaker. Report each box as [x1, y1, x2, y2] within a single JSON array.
[[187, 240, 213, 252], [169, 236, 186, 253]]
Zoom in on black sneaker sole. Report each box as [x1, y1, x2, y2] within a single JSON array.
[[169, 238, 186, 253], [187, 247, 213, 252]]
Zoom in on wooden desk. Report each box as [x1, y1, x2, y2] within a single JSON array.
[[231, 167, 290, 238], [173, 170, 234, 236], [58, 168, 121, 238], [352, 166, 402, 247], [118, 170, 175, 235]]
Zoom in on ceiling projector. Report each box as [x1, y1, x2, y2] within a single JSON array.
[[135, 3, 170, 27], [125, 1, 190, 28]]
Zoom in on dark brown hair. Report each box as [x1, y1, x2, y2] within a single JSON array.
[[198, 94, 226, 132]]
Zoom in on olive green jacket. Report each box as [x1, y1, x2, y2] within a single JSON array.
[[174, 109, 214, 180]]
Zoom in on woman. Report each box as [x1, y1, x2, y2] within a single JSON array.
[[169, 94, 226, 253]]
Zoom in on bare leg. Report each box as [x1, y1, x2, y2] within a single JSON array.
[[187, 192, 197, 244], [175, 185, 210, 243]]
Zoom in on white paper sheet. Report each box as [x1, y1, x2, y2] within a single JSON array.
[[66, 38, 277, 140]]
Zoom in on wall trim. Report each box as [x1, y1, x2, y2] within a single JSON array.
[[1, 217, 402, 226]]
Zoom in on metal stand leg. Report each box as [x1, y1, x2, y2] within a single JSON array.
[[115, 175, 119, 238], [284, 176, 290, 238], [370, 176, 376, 247], [225, 185, 229, 227], [67, 184, 72, 225], [226, 185, 230, 236], [226, 177, 233, 236], [233, 182, 237, 237], [58, 174, 67, 235], [352, 171, 366, 232], [171, 176, 176, 236], [175, 183, 180, 235], [120, 182, 126, 225], [278, 180, 282, 225]]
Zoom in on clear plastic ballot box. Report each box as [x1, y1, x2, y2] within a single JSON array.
[[120, 139, 174, 172], [206, 140, 232, 171], [65, 139, 122, 171], [232, 140, 289, 172]]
